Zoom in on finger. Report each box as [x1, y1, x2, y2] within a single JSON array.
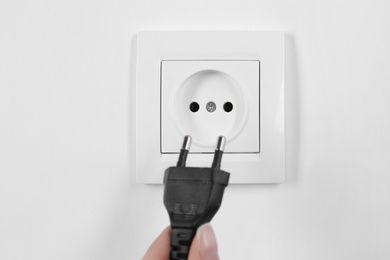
[[188, 223, 219, 260], [143, 226, 171, 260]]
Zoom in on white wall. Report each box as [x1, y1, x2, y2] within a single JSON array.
[[1, 0, 390, 259]]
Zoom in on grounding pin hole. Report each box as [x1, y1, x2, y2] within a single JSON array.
[[223, 102, 233, 112], [189, 102, 200, 112]]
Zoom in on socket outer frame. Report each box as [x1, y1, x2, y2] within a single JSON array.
[[136, 31, 285, 184]]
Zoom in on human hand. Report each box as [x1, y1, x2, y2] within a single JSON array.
[[143, 223, 219, 260]]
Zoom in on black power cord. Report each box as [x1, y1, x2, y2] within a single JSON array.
[[163, 135, 230, 260]]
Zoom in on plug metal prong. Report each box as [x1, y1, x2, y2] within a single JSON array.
[[212, 136, 226, 169], [182, 135, 192, 151], [177, 135, 192, 167], [215, 136, 226, 152]]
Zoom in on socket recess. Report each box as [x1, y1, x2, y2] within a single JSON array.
[[161, 60, 259, 154], [136, 31, 285, 184]]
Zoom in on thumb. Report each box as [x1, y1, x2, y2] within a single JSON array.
[[142, 226, 171, 260], [189, 223, 219, 260]]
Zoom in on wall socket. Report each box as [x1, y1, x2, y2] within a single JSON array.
[[136, 31, 285, 184], [161, 60, 259, 154]]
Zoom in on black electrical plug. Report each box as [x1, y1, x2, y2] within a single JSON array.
[[163, 135, 230, 260]]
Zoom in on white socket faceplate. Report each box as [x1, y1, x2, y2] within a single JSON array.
[[136, 31, 285, 184]]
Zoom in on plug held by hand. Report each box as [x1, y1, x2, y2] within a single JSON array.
[[163, 135, 230, 260]]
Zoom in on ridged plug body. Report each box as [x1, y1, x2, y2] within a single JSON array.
[[163, 166, 230, 229]]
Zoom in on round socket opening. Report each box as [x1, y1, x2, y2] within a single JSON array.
[[223, 102, 233, 112], [189, 102, 200, 112]]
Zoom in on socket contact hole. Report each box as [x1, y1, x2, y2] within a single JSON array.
[[189, 102, 200, 113], [223, 102, 233, 112]]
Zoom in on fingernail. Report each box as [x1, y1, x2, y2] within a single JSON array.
[[197, 223, 219, 260]]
